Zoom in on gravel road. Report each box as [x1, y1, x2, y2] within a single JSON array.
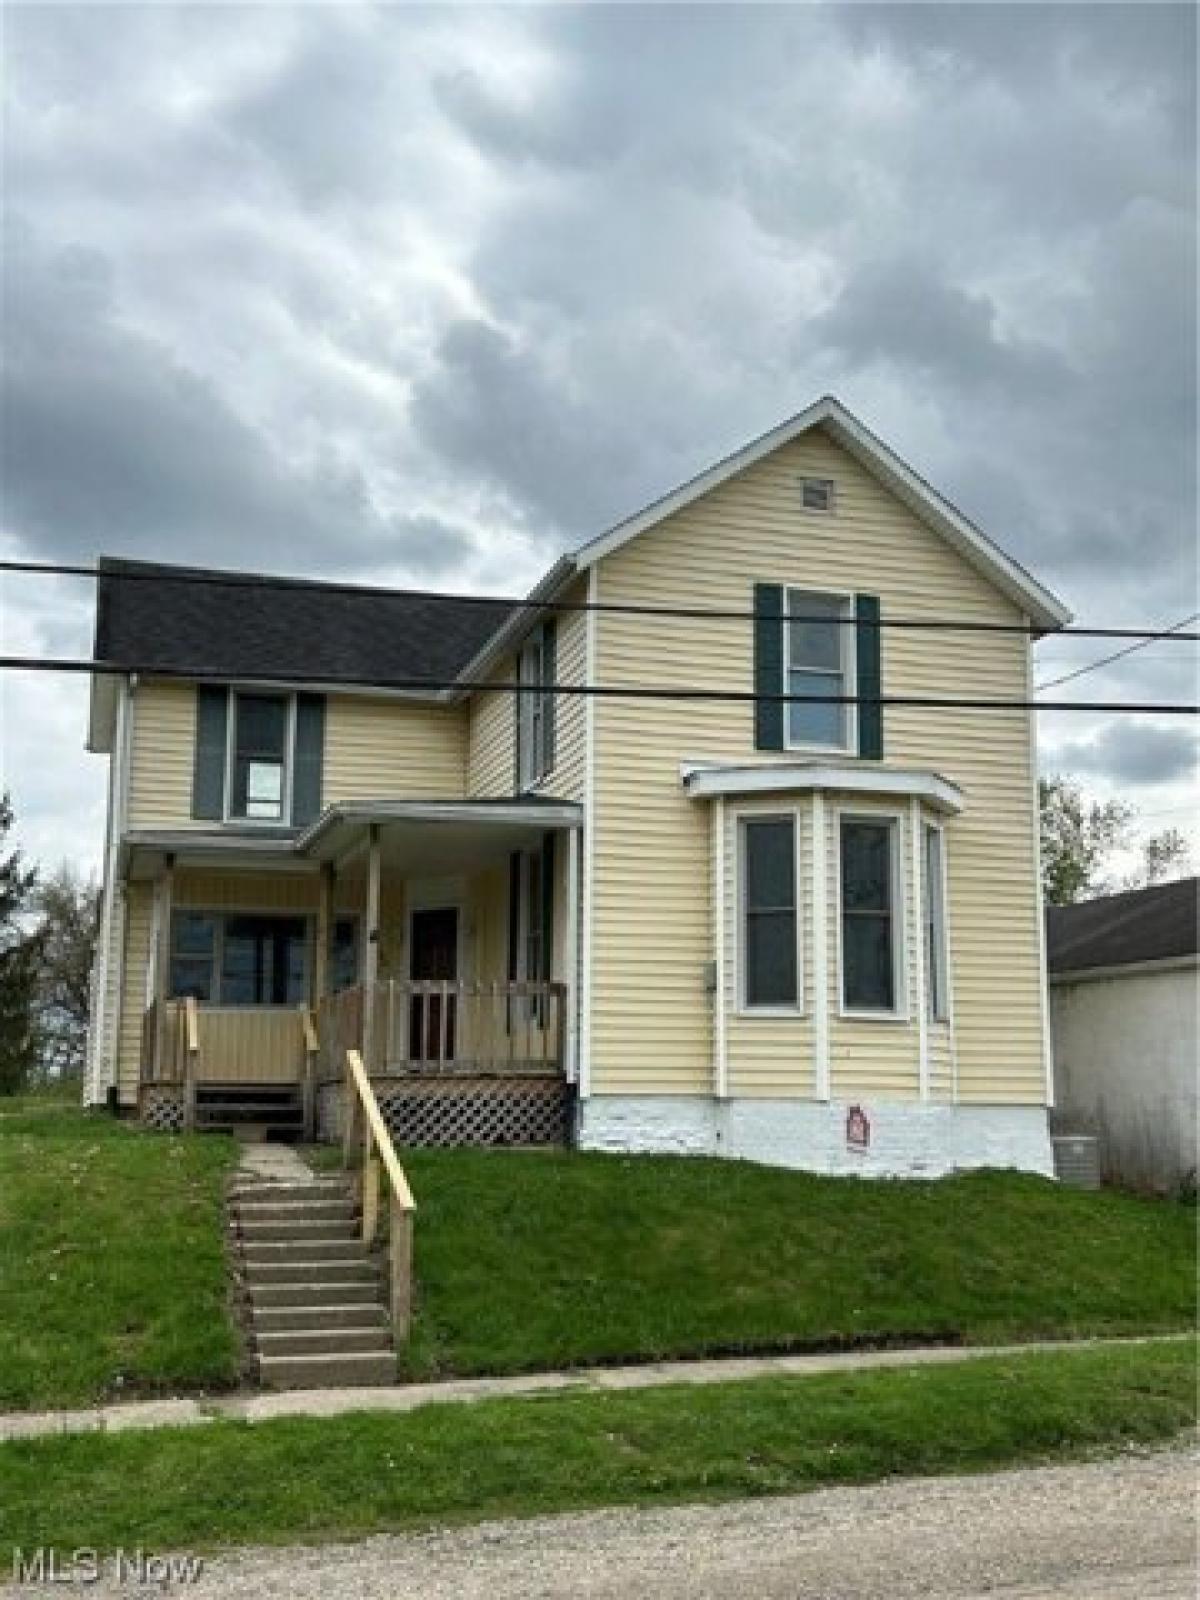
[[38, 1444, 1197, 1599]]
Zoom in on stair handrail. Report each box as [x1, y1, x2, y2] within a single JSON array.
[[182, 995, 200, 1132], [343, 1048, 416, 1342]]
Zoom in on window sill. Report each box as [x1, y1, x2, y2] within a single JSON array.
[[839, 1007, 910, 1024], [736, 1006, 808, 1020]]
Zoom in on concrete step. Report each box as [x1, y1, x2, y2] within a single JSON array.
[[234, 1199, 355, 1224], [238, 1219, 359, 1244], [256, 1327, 393, 1357], [244, 1257, 380, 1285], [258, 1350, 398, 1390], [249, 1280, 383, 1308], [252, 1303, 389, 1332], [230, 1181, 350, 1205], [243, 1238, 367, 1264]]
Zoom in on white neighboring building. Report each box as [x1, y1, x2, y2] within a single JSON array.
[[1047, 878, 1199, 1194]]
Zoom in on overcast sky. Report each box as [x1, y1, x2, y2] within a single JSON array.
[[2, 2, 1196, 877]]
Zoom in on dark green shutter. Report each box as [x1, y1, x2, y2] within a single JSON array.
[[292, 694, 325, 826], [753, 583, 785, 751], [855, 594, 883, 760], [542, 620, 557, 776], [541, 832, 555, 980], [192, 686, 228, 820]]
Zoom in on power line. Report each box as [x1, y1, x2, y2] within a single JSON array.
[[2, 557, 1198, 643], [1, 654, 1196, 714], [1035, 612, 1200, 692]]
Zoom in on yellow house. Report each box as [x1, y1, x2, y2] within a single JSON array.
[[83, 396, 1070, 1176]]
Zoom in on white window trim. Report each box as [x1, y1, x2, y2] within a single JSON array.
[[223, 689, 297, 827], [735, 808, 805, 1017], [922, 819, 951, 1025], [169, 906, 313, 1008], [782, 587, 858, 758], [835, 806, 908, 1023]]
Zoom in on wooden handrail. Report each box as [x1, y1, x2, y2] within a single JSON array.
[[343, 1048, 416, 1342], [300, 1008, 319, 1140], [182, 995, 200, 1132]]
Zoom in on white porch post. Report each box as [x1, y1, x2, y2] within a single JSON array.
[[361, 825, 381, 1071], [565, 824, 580, 1082]]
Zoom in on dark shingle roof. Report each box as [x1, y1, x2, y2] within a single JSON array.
[[1046, 877, 1200, 976], [94, 558, 516, 689]]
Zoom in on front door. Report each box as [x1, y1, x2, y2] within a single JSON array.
[[409, 906, 458, 1064]]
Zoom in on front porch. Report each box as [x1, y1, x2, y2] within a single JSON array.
[[129, 797, 581, 1146]]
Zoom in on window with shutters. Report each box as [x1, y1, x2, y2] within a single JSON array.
[[739, 815, 801, 1011], [784, 589, 856, 753], [839, 815, 904, 1016], [227, 692, 293, 823], [516, 624, 556, 790]]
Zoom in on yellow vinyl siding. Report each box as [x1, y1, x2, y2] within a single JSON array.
[[323, 695, 466, 801], [126, 682, 196, 827], [467, 583, 588, 803], [127, 682, 469, 832], [590, 427, 1045, 1105], [116, 882, 153, 1104]]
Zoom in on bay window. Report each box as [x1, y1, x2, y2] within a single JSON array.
[[741, 815, 800, 1009], [840, 817, 901, 1014], [923, 824, 949, 1022]]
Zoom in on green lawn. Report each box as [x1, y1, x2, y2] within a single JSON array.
[[0, 1108, 238, 1410], [399, 1150, 1197, 1378], [1, 1339, 1193, 1555]]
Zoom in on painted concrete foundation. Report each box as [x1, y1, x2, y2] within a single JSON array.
[[577, 1096, 1055, 1178]]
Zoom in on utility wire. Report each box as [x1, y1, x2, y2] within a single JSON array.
[[1035, 611, 1200, 692], [0, 654, 1196, 714], [2, 557, 1197, 643]]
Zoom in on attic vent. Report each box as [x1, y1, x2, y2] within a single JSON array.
[[800, 477, 835, 513]]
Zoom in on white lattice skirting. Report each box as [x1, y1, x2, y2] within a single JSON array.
[[318, 1076, 572, 1149]]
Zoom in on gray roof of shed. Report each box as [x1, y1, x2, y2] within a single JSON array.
[[94, 557, 516, 689], [1046, 877, 1199, 976]]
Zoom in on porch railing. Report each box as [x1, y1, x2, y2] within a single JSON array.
[[318, 980, 568, 1079], [141, 1002, 321, 1132]]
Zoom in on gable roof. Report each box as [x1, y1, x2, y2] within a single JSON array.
[[94, 557, 515, 689], [1046, 877, 1200, 976], [572, 395, 1072, 632]]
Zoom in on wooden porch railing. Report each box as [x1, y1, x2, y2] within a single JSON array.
[[141, 1002, 320, 1133], [342, 1048, 416, 1343], [318, 979, 568, 1079]]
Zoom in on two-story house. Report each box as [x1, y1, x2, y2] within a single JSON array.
[[83, 396, 1070, 1176]]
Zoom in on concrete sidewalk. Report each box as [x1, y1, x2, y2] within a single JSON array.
[[1, 1333, 1189, 1444]]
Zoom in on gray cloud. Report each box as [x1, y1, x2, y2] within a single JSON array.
[[1048, 721, 1199, 787], [1, 2, 1196, 869]]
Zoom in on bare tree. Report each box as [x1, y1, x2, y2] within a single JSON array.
[[33, 863, 101, 1079]]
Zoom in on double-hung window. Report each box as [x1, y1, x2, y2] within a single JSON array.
[[840, 817, 901, 1014], [169, 912, 310, 1006], [330, 916, 360, 993], [784, 590, 853, 751], [922, 824, 949, 1022], [741, 816, 800, 1009], [229, 693, 291, 822], [516, 623, 555, 790]]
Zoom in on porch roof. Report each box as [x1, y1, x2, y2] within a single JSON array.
[[121, 797, 582, 880], [297, 797, 582, 873]]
